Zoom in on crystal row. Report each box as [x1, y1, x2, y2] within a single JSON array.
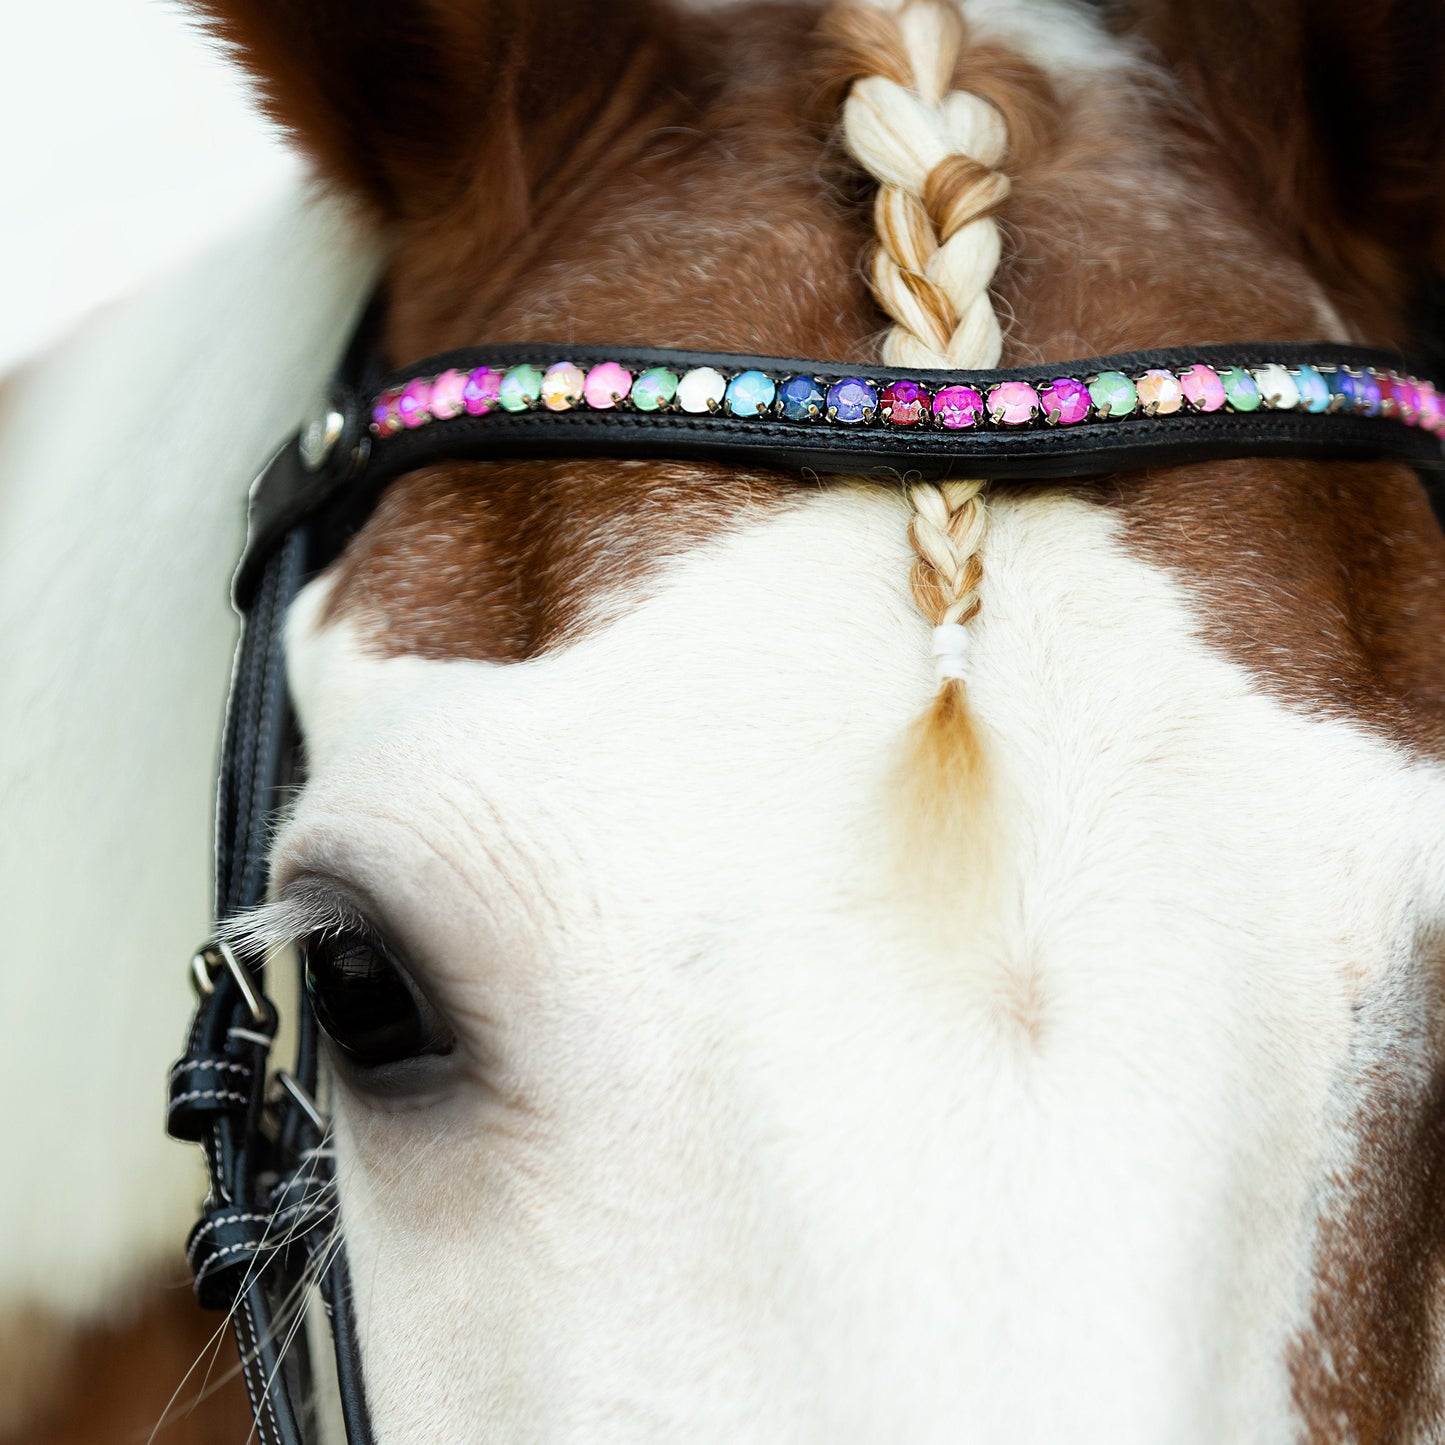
[[370, 360, 1445, 438]]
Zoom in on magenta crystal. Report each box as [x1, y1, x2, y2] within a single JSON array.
[[1180, 364, 1227, 413], [878, 379, 929, 426], [987, 381, 1040, 426], [932, 385, 984, 430], [397, 378, 432, 428], [463, 366, 501, 415], [1039, 376, 1090, 426], [429, 368, 466, 420]]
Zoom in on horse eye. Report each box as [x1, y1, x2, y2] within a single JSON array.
[[303, 928, 454, 1069]]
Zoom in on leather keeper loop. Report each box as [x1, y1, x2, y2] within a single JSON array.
[[167, 1053, 257, 1142], [188, 1206, 274, 1311], [267, 1170, 338, 1263]]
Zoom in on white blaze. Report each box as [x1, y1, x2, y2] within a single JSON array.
[[283, 486, 1445, 1444]]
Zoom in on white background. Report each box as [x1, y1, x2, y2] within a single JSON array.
[[0, 0, 299, 373]]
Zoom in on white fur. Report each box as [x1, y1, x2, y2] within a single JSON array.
[[0, 188, 376, 1321], [280, 484, 1445, 1443], [964, 0, 1144, 79]]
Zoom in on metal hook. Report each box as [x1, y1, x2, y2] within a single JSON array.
[[190, 940, 267, 1025]]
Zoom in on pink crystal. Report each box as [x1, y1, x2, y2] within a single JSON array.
[[987, 381, 1040, 426], [398, 378, 432, 428], [429, 368, 466, 420], [584, 362, 632, 410], [1395, 380, 1421, 425], [1179, 364, 1226, 413], [1420, 382, 1442, 434], [1039, 376, 1090, 425], [464, 367, 501, 415], [932, 385, 984, 430]]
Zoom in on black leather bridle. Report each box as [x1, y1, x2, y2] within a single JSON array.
[[166, 298, 1445, 1444]]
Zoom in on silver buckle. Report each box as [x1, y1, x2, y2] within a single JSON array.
[[274, 1072, 329, 1134], [190, 939, 267, 1025]]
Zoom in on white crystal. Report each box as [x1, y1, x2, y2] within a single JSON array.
[[1252, 364, 1300, 410], [677, 366, 727, 414]]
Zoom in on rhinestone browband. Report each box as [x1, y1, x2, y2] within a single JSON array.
[[239, 340, 1445, 606], [370, 356, 1444, 437]]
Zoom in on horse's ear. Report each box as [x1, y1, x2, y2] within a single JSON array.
[[1121, 0, 1445, 341], [189, 0, 672, 223]]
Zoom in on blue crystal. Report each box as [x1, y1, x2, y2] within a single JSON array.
[[1357, 372, 1383, 416], [1326, 369, 1359, 412], [1294, 365, 1330, 413], [826, 377, 878, 425], [724, 369, 777, 418], [778, 374, 825, 422]]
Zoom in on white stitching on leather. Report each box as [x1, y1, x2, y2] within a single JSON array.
[[193, 1237, 265, 1273], [233, 1285, 285, 1444], [170, 1087, 248, 1107], [188, 1210, 270, 1251], [170, 1057, 251, 1078]]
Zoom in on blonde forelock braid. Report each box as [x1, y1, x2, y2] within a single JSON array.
[[828, 0, 1014, 829]]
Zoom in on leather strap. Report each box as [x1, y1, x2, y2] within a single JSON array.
[[168, 528, 375, 1445]]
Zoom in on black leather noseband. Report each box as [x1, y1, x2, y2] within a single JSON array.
[[167, 297, 1445, 1444]]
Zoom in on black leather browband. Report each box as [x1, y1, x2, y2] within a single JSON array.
[[237, 338, 1445, 604]]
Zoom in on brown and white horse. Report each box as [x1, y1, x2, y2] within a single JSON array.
[[7, 0, 1445, 1439]]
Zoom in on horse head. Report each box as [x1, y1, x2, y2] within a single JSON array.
[[188, 0, 1445, 1437]]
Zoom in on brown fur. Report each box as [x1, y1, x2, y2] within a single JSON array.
[[1122, 1, 1445, 340], [1, 1289, 249, 1444], [191, 0, 1445, 1436], [1287, 1050, 1445, 1443]]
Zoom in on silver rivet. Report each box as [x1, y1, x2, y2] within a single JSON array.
[[300, 398, 346, 471]]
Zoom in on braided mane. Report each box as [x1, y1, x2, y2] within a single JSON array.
[[827, 0, 1016, 835]]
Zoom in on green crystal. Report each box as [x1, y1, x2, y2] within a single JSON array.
[[499, 364, 544, 412], [631, 366, 680, 412], [1088, 370, 1137, 418], [1218, 367, 1261, 411]]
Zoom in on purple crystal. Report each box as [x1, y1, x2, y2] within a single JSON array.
[[932, 385, 985, 430], [1357, 373, 1383, 416], [1039, 376, 1090, 426], [826, 377, 877, 424]]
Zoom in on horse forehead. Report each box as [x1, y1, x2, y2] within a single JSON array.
[[285, 484, 1441, 936], [286, 487, 1445, 1441]]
